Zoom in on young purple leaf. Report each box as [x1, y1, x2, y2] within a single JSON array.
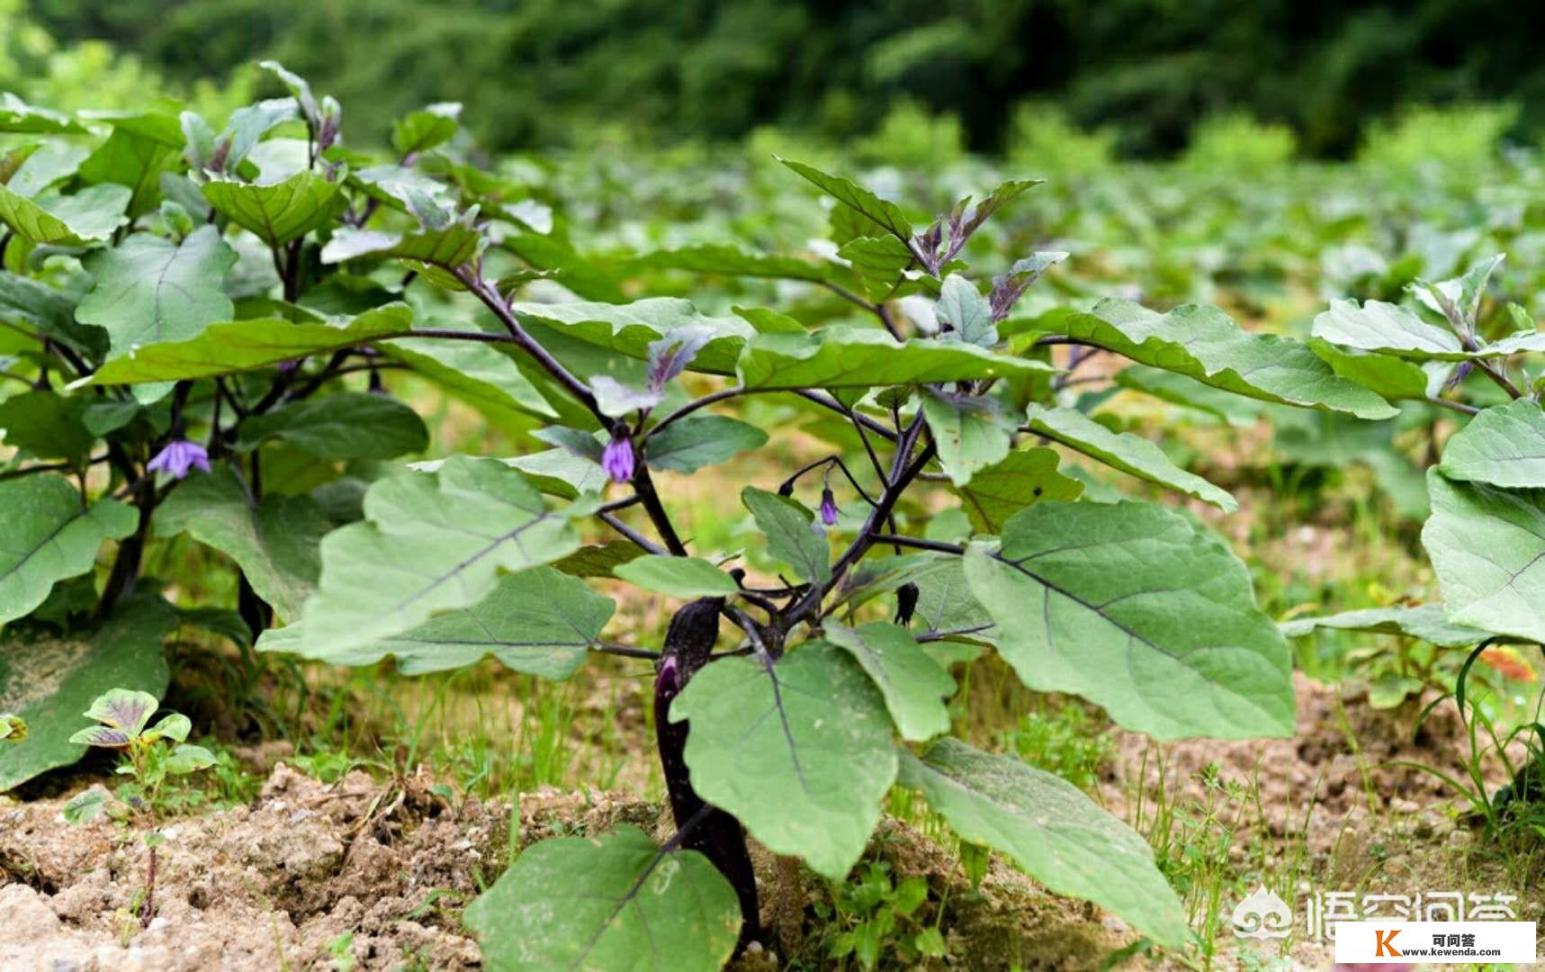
[[147, 439, 211, 480], [68, 725, 134, 748], [819, 487, 839, 526], [601, 434, 635, 483]]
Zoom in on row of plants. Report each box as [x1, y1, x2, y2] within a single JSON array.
[[0, 68, 1540, 967]]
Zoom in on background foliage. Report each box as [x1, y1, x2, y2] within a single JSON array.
[[16, 0, 1545, 154]]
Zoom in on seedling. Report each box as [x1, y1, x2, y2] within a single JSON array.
[[62, 689, 215, 924]]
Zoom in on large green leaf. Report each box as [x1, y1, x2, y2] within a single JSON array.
[[202, 172, 345, 246], [236, 392, 428, 460], [921, 392, 1012, 487], [86, 304, 414, 384], [645, 415, 767, 474], [1422, 470, 1545, 643], [0, 477, 137, 626], [0, 597, 175, 791], [897, 739, 1188, 949], [1308, 338, 1436, 401], [154, 467, 329, 622], [963, 501, 1294, 739], [1044, 300, 1396, 419], [1024, 405, 1236, 511], [0, 390, 93, 466], [826, 622, 954, 742], [464, 825, 740, 972], [261, 566, 612, 679], [742, 486, 829, 583], [0, 183, 130, 246], [1279, 604, 1489, 647], [671, 642, 897, 879], [297, 457, 584, 654], [954, 446, 1083, 534], [75, 226, 237, 356], [737, 328, 1052, 390], [613, 556, 740, 598], [1439, 400, 1545, 488], [511, 298, 754, 375]]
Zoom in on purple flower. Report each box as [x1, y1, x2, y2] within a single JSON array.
[[819, 487, 839, 526], [601, 435, 635, 484], [147, 439, 211, 480]]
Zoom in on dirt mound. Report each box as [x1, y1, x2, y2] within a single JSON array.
[[1, 765, 516, 971]]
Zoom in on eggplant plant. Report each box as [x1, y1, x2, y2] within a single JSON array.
[[0, 69, 1420, 968], [1286, 256, 1545, 804]]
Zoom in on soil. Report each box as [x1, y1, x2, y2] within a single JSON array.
[[0, 675, 1533, 971]]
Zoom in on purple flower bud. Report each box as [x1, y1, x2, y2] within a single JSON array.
[[277, 359, 301, 374], [819, 487, 839, 526], [147, 439, 211, 480], [601, 435, 635, 484]]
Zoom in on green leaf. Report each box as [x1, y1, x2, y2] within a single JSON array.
[[1422, 469, 1545, 643], [384, 336, 558, 426], [82, 688, 160, 735], [742, 486, 829, 584], [0, 391, 93, 466], [154, 466, 329, 622], [164, 743, 216, 775], [825, 622, 954, 742], [87, 304, 413, 385], [392, 103, 461, 157], [63, 787, 109, 823], [0, 183, 130, 246], [236, 392, 428, 460], [1439, 400, 1545, 488], [1044, 300, 1396, 419], [935, 274, 995, 347], [779, 158, 914, 242], [921, 392, 1012, 487], [628, 244, 841, 284], [897, 738, 1188, 948], [1024, 405, 1237, 511], [671, 642, 897, 878], [1312, 299, 1466, 359], [1279, 604, 1489, 647], [464, 825, 740, 972], [297, 458, 583, 655], [320, 224, 483, 271], [836, 235, 912, 300], [202, 172, 345, 246], [261, 566, 612, 679], [1113, 366, 1265, 427], [738, 328, 1052, 390], [75, 226, 237, 356], [613, 556, 740, 598], [512, 298, 755, 376], [0, 94, 87, 134], [963, 501, 1294, 739], [1308, 338, 1436, 401], [0, 477, 137, 627], [953, 447, 1082, 534], [645, 415, 768, 474], [77, 113, 182, 217], [0, 597, 175, 791]]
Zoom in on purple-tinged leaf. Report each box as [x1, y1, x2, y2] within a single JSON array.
[[68, 726, 133, 749], [82, 688, 160, 735], [646, 327, 714, 392]]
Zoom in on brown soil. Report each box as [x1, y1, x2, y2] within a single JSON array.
[[0, 676, 1534, 971]]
